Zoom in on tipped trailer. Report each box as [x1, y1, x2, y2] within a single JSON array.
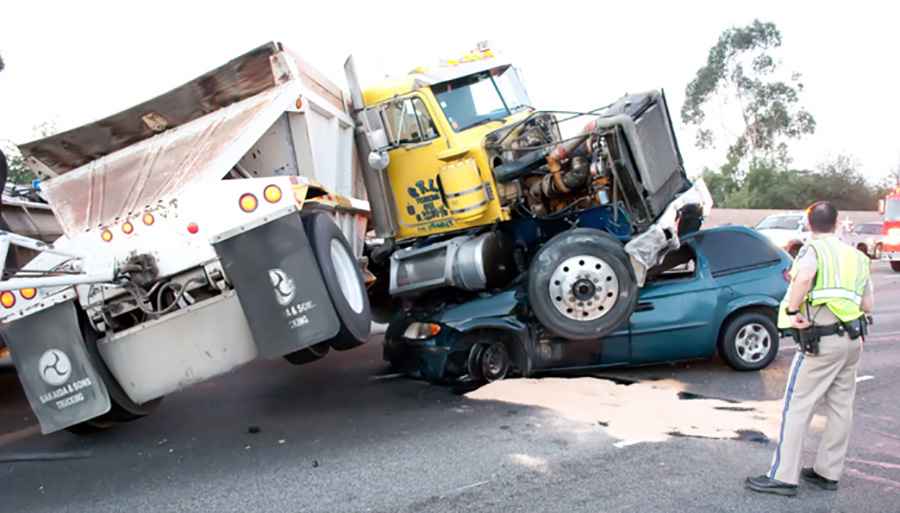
[[1, 43, 372, 434]]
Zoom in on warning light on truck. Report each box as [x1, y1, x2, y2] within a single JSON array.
[[239, 193, 259, 212], [1, 291, 15, 308], [264, 185, 282, 203], [20, 288, 37, 300]]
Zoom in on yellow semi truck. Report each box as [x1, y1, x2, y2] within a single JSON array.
[[345, 43, 711, 379]]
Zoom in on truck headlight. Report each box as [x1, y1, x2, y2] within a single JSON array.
[[403, 322, 442, 340]]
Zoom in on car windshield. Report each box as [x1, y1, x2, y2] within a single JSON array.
[[886, 198, 900, 220], [755, 215, 802, 230], [432, 66, 530, 132], [855, 223, 882, 235]]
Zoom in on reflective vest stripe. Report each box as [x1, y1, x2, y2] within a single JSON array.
[[809, 288, 862, 303]]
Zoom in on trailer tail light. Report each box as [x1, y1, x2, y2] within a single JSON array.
[[101, 229, 113, 242], [239, 193, 258, 213], [1, 291, 15, 308], [142, 213, 155, 226], [187, 222, 199, 234], [122, 221, 134, 235], [20, 288, 37, 300], [264, 184, 282, 203]]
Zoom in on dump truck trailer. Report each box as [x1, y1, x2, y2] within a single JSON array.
[[1, 43, 372, 434]]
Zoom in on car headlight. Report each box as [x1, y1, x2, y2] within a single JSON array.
[[886, 228, 900, 245], [403, 322, 442, 340]]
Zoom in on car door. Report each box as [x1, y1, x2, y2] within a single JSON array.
[[628, 242, 721, 363]]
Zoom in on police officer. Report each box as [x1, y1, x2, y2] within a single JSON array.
[[746, 201, 874, 496]]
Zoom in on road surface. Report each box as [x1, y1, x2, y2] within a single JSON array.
[[1, 263, 898, 513]]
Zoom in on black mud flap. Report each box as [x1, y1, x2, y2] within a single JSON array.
[[212, 207, 340, 358], [3, 300, 110, 434]]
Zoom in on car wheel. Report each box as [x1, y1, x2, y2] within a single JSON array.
[[891, 261, 900, 273], [720, 311, 779, 371], [873, 244, 882, 260], [478, 342, 511, 382], [528, 229, 637, 341], [303, 212, 372, 351], [283, 341, 330, 365]]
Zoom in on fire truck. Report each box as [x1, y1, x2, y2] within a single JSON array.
[[880, 187, 900, 272]]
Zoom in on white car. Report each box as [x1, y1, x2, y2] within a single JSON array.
[[754, 213, 810, 257], [845, 222, 884, 259]]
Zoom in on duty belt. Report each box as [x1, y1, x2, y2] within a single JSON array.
[[810, 318, 865, 340]]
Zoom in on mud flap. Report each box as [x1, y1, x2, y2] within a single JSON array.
[[2, 300, 110, 434], [212, 207, 340, 358]]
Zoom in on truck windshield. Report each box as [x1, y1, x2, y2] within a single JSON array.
[[886, 198, 900, 220], [432, 66, 530, 132]]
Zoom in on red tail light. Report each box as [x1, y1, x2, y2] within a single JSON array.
[[187, 222, 199, 234]]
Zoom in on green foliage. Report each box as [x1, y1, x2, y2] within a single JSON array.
[[0, 144, 36, 184], [703, 155, 883, 211], [683, 20, 815, 167]]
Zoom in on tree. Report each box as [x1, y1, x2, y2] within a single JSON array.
[[682, 20, 816, 172]]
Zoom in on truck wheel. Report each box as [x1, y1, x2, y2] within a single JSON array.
[[303, 212, 372, 350], [891, 261, 900, 273], [528, 229, 637, 341], [283, 341, 330, 365], [719, 311, 779, 371]]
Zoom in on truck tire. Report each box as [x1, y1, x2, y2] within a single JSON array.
[[303, 212, 371, 350], [66, 314, 162, 435], [283, 341, 330, 365], [719, 310, 779, 371], [528, 229, 637, 341]]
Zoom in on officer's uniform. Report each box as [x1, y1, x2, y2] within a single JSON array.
[[769, 236, 872, 485]]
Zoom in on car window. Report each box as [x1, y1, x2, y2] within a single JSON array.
[[861, 223, 882, 235], [693, 231, 782, 277], [381, 97, 439, 146], [646, 245, 696, 282]]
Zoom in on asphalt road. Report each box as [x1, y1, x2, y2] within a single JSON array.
[[2, 264, 899, 513]]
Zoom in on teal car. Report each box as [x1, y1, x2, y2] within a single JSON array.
[[384, 226, 792, 383]]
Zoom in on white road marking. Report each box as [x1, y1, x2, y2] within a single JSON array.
[[369, 372, 405, 381], [856, 375, 874, 383]]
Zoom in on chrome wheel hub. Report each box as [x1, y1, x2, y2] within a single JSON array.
[[549, 255, 619, 321], [734, 322, 772, 363]]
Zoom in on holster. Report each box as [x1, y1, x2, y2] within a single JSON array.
[[792, 328, 821, 355]]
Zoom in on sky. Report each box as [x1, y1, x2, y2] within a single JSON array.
[[1, 0, 898, 183]]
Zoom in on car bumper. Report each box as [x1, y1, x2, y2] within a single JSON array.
[[383, 334, 454, 382]]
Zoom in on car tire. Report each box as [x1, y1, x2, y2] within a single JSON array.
[[719, 310, 779, 371], [478, 341, 511, 382], [303, 212, 372, 351], [528, 228, 637, 341], [891, 261, 900, 273], [66, 315, 162, 435], [283, 341, 330, 365]]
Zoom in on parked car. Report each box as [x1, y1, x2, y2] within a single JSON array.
[[845, 222, 883, 259], [754, 213, 809, 257], [384, 226, 792, 383]]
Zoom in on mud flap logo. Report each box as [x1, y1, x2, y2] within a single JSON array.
[[269, 268, 296, 306], [38, 349, 72, 386]]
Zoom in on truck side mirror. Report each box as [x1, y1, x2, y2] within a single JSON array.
[[878, 199, 885, 215], [368, 150, 389, 171], [362, 108, 391, 152]]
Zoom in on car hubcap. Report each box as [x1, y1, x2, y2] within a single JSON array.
[[735, 323, 772, 363], [330, 239, 364, 314], [549, 255, 619, 321]]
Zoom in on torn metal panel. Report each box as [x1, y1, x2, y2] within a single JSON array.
[[19, 42, 286, 176], [42, 87, 291, 236]]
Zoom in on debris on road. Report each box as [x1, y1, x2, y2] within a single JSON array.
[[466, 377, 825, 445], [248, 425, 261, 434]]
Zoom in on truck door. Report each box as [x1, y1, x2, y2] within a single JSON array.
[[381, 96, 452, 237]]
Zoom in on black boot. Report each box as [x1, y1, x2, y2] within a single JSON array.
[[745, 475, 798, 496], [801, 467, 838, 490]]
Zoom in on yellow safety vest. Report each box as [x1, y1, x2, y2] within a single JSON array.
[[778, 237, 870, 329]]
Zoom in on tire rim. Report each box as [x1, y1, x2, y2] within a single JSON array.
[[734, 322, 772, 364], [330, 239, 364, 314], [549, 255, 619, 321], [480, 343, 509, 381]]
